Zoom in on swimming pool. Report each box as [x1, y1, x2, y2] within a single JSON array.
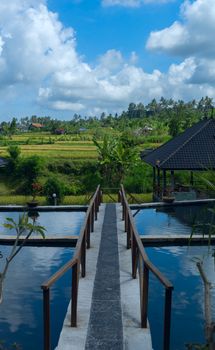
[[0, 245, 74, 349], [146, 245, 215, 350], [0, 210, 85, 349], [134, 203, 215, 236], [134, 204, 215, 349], [0, 211, 85, 236]]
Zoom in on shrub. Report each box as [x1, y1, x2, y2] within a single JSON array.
[[43, 177, 65, 204], [19, 156, 44, 185], [7, 145, 21, 161], [124, 163, 152, 193], [82, 171, 101, 192], [7, 145, 21, 173]]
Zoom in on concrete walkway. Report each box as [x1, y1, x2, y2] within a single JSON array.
[[56, 203, 152, 350]]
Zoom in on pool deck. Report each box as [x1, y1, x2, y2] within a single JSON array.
[[56, 203, 152, 350], [141, 234, 215, 247], [0, 235, 78, 247], [130, 198, 215, 210], [0, 205, 87, 211]]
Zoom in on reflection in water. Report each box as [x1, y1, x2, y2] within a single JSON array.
[[146, 246, 215, 350], [0, 211, 85, 236], [134, 203, 215, 236], [0, 245, 74, 349], [134, 205, 215, 349]]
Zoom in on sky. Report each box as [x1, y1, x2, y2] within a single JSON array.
[[0, 0, 215, 121]]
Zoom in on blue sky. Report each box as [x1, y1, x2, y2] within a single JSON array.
[[0, 0, 214, 121], [48, 0, 181, 71]]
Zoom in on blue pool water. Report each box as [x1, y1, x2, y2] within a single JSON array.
[[134, 205, 215, 349], [146, 246, 215, 350], [0, 211, 85, 236], [134, 204, 214, 236], [0, 210, 84, 349], [0, 245, 74, 349]]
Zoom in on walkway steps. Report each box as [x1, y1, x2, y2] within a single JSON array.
[[56, 203, 152, 350]]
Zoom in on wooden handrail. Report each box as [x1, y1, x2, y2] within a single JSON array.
[[119, 184, 173, 350], [41, 185, 102, 350]]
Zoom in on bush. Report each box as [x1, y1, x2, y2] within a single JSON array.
[[82, 171, 101, 192], [7, 145, 21, 161], [19, 155, 44, 185], [124, 163, 152, 193], [7, 145, 21, 173], [43, 177, 65, 204]]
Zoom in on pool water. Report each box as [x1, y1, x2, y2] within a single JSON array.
[[146, 246, 215, 350], [0, 211, 85, 236], [0, 245, 74, 350], [134, 204, 215, 349], [134, 203, 215, 236], [0, 210, 84, 349]]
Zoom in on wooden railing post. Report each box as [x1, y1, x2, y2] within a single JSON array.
[[124, 210, 127, 232], [163, 288, 172, 350], [127, 217, 131, 249], [122, 200, 125, 220], [131, 234, 137, 277], [91, 204, 94, 232], [86, 217, 91, 249], [81, 236, 86, 278], [141, 263, 149, 328], [71, 263, 78, 327], [43, 288, 50, 350], [95, 196, 98, 220], [118, 190, 121, 203]]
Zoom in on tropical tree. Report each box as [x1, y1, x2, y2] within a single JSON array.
[[93, 135, 139, 186]]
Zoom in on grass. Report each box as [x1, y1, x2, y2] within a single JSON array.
[[0, 193, 153, 205]]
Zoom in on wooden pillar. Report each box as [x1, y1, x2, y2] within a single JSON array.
[[190, 171, 194, 187], [170, 170, 174, 192], [163, 170, 167, 196], [152, 167, 156, 196], [157, 167, 161, 197]]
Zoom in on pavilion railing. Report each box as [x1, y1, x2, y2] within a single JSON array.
[[119, 184, 174, 350], [41, 185, 102, 350]]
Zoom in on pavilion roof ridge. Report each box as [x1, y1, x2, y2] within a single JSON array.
[[158, 118, 211, 168]]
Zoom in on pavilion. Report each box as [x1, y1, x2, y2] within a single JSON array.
[[141, 118, 215, 201]]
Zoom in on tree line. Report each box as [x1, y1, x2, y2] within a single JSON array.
[[0, 96, 214, 137]]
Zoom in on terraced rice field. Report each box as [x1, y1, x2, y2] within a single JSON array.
[[0, 134, 99, 160]]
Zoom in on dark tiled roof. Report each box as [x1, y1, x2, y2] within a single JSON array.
[[142, 119, 215, 170]]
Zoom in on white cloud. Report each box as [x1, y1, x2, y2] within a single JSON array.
[[0, 0, 215, 118], [98, 49, 123, 71], [0, 0, 78, 86], [144, 0, 215, 106], [129, 51, 138, 64], [146, 0, 215, 58], [102, 0, 172, 6]]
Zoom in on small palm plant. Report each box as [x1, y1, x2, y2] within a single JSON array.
[[0, 213, 45, 303]]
